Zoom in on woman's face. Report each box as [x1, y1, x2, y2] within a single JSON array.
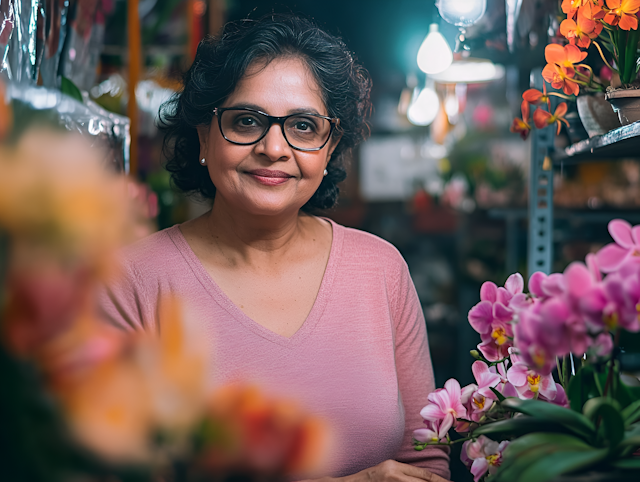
[[197, 57, 340, 217]]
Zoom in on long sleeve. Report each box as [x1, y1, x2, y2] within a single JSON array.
[[390, 259, 450, 480]]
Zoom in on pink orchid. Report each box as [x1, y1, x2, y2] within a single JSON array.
[[468, 274, 524, 361], [596, 219, 640, 272], [461, 436, 509, 482], [465, 361, 501, 421], [494, 361, 518, 398], [419, 379, 468, 440], [413, 421, 440, 444], [592, 332, 614, 357], [540, 382, 569, 408], [507, 360, 557, 400]]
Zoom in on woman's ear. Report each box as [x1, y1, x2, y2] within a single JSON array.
[[326, 132, 342, 159], [196, 125, 210, 160]]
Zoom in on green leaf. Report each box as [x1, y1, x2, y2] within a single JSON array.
[[517, 448, 609, 482], [501, 398, 595, 440], [490, 387, 506, 402], [583, 398, 625, 449], [60, 77, 83, 103], [472, 417, 574, 440], [493, 433, 592, 482], [622, 400, 640, 425], [568, 365, 597, 412], [612, 458, 640, 470]]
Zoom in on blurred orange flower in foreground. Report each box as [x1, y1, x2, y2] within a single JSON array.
[[197, 384, 328, 477]]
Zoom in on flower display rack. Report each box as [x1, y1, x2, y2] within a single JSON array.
[[553, 120, 640, 164]]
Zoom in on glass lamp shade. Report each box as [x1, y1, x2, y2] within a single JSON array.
[[437, 0, 487, 27], [417, 24, 453, 75], [407, 87, 440, 126]]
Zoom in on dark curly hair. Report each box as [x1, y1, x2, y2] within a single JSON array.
[[158, 13, 372, 211]]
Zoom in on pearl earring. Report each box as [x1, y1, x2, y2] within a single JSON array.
[[323, 168, 328, 177], [200, 158, 206, 165]]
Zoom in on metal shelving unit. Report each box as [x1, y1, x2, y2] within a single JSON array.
[[528, 120, 640, 275]]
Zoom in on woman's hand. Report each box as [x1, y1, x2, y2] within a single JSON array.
[[311, 460, 450, 482]]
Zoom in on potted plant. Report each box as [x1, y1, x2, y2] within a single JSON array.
[[413, 220, 640, 481]]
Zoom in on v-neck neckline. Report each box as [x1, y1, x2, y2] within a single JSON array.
[[168, 217, 343, 348]]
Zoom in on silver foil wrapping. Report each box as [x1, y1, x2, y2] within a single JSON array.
[[0, 0, 15, 74], [6, 81, 131, 172], [39, 0, 69, 88], [60, 0, 101, 91], [7, 0, 39, 83]]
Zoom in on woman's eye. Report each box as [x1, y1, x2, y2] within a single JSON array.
[[238, 116, 258, 126], [292, 119, 317, 132]]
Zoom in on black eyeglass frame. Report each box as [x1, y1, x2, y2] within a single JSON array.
[[213, 107, 341, 152]]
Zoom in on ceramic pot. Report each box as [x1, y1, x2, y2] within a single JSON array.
[[605, 88, 640, 125], [576, 93, 621, 137]]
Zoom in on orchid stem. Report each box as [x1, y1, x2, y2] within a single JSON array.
[[593, 40, 617, 74], [603, 329, 620, 398], [548, 92, 574, 100]]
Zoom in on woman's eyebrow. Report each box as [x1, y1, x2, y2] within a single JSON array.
[[224, 103, 325, 116]]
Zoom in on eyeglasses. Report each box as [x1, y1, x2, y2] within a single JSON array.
[[213, 107, 340, 151]]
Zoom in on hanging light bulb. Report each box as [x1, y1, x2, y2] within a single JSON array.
[[437, 0, 487, 51], [417, 24, 453, 75], [407, 85, 440, 126]]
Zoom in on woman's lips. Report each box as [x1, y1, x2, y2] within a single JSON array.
[[246, 169, 293, 186]]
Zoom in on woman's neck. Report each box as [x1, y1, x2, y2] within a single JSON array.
[[201, 195, 313, 263]]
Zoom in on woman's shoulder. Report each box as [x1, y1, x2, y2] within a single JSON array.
[[329, 219, 407, 270], [117, 225, 185, 270]]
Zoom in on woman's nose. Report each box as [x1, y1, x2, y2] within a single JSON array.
[[255, 124, 292, 160]]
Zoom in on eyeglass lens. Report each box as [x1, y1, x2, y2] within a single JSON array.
[[219, 109, 332, 149]]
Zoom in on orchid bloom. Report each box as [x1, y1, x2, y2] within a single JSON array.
[[542, 44, 587, 96], [465, 362, 501, 421], [413, 422, 440, 444], [540, 383, 570, 408], [560, 7, 603, 48], [603, 0, 640, 30], [507, 359, 558, 400], [462, 436, 509, 482], [419, 379, 468, 440], [533, 102, 570, 135], [510, 100, 532, 140], [468, 274, 524, 361], [562, 0, 590, 17], [523, 83, 551, 110], [542, 63, 580, 96], [596, 219, 640, 272]]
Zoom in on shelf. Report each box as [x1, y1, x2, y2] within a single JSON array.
[[488, 208, 640, 223], [552, 120, 640, 164]]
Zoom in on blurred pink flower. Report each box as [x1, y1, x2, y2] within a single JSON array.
[[420, 379, 468, 440], [494, 361, 518, 398], [507, 360, 557, 400], [461, 436, 509, 482], [596, 220, 640, 272], [593, 332, 614, 357]]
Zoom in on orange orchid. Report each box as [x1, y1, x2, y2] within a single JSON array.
[[542, 63, 581, 95], [533, 102, 571, 135], [545, 43, 588, 73], [603, 0, 640, 30], [523, 86, 551, 110], [510, 100, 532, 140], [560, 7, 604, 47], [561, 0, 604, 18]]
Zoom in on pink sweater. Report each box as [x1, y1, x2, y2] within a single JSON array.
[[98, 219, 450, 479]]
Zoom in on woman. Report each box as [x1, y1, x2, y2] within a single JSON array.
[[100, 14, 450, 482]]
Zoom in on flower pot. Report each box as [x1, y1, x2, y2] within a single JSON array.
[[576, 93, 621, 137], [605, 88, 640, 126]]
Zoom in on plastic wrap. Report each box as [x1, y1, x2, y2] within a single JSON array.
[[6, 81, 130, 172], [39, 0, 68, 88], [0, 0, 15, 74], [59, 0, 103, 91], [7, 0, 40, 83]]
